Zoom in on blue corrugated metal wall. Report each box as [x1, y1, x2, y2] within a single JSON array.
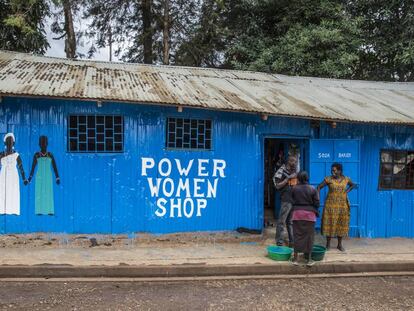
[[320, 123, 414, 238], [0, 97, 310, 234], [0, 96, 413, 237]]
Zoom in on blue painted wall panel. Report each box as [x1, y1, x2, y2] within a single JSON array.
[[320, 122, 414, 238], [0, 96, 413, 237], [388, 191, 413, 237], [0, 97, 276, 234]]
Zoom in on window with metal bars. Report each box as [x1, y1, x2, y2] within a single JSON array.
[[68, 115, 124, 153], [379, 150, 414, 189], [166, 117, 212, 150]]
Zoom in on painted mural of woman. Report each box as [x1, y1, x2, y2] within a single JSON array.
[[28, 136, 60, 215], [0, 133, 28, 215]]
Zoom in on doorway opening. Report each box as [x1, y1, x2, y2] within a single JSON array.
[[263, 138, 307, 227]]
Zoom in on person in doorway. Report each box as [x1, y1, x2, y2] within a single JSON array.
[[28, 136, 60, 215], [0, 133, 28, 215], [288, 143, 300, 172], [317, 163, 356, 251], [275, 145, 285, 171], [291, 171, 319, 266], [273, 155, 298, 247]]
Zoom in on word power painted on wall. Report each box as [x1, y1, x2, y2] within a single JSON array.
[[141, 157, 226, 219]]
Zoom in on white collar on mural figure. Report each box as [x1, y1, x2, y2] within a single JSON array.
[[3, 133, 15, 143]]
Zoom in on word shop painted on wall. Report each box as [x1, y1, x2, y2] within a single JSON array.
[[141, 158, 226, 218]]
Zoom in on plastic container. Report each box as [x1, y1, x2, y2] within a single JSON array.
[[267, 245, 293, 261], [311, 245, 327, 261]]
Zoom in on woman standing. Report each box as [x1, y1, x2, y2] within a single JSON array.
[[317, 163, 355, 251], [28, 136, 60, 215], [291, 171, 320, 266], [0, 133, 28, 215]]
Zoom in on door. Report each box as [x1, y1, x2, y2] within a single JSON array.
[[309, 139, 361, 237]]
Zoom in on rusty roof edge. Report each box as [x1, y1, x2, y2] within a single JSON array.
[[0, 50, 413, 125], [273, 74, 414, 91], [2, 50, 280, 82], [1, 92, 413, 126], [3, 50, 414, 89]]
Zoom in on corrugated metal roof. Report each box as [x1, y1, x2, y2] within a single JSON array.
[[0, 50, 413, 124]]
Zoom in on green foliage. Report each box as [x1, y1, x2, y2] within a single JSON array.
[[247, 20, 362, 78], [174, 0, 229, 67], [176, 0, 413, 81], [84, 0, 202, 64], [224, 0, 362, 78], [0, 0, 49, 53], [349, 0, 414, 81], [4, 15, 35, 34], [0, 0, 411, 81]]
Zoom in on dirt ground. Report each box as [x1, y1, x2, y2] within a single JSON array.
[[0, 229, 274, 249], [0, 276, 413, 310]]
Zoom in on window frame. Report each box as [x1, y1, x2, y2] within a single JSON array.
[[67, 114, 124, 154], [379, 149, 414, 190], [165, 117, 213, 151]]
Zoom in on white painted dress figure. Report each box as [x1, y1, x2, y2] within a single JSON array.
[[0, 133, 28, 215]]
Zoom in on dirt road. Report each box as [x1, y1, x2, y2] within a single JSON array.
[[0, 276, 413, 310]]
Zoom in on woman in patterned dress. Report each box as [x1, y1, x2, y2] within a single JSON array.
[[317, 163, 355, 251]]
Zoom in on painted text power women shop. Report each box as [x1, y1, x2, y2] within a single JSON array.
[[141, 158, 226, 218]]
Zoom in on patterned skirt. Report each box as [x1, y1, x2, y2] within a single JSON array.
[[321, 195, 350, 237]]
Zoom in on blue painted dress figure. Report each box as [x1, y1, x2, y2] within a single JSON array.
[[28, 136, 60, 215]]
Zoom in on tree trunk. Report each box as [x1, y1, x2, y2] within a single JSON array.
[[162, 0, 170, 65], [63, 0, 76, 59], [142, 0, 153, 64], [108, 25, 113, 62]]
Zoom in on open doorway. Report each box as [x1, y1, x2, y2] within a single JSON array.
[[263, 138, 307, 227]]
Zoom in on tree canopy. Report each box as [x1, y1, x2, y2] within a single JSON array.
[[0, 0, 412, 81], [0, 0, 50, 53]]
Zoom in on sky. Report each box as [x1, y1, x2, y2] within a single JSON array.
[[44, 14, 116, 62]]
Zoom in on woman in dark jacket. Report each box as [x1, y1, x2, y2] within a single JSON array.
[[291, 171, 320, 266]]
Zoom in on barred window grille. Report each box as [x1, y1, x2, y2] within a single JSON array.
[[166, 118, 212, 150], [68, 115, 124, 153], [379, 150, 414, 189]]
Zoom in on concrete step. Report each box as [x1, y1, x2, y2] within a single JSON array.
[[1, 261, 414, 278]]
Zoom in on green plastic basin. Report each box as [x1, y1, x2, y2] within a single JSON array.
[[311, 245, 327, 261], [267, 245, 293, 261]]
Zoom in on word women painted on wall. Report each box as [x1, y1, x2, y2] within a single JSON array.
[[141, 158, 226, 218]]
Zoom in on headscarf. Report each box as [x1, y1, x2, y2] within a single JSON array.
[[3, 133, 15, 143]]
